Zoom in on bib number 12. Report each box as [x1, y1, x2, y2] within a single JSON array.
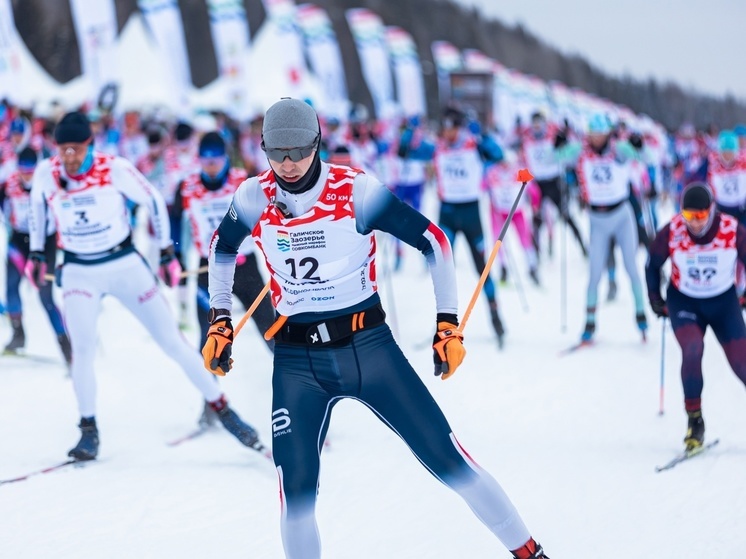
[[285, 257, 320, 280]]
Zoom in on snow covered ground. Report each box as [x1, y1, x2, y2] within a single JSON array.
[[1, 193, 745, 558]]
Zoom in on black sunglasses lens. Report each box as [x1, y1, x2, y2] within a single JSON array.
[[265, 144, 316, 162], [291, 146, 317, 162], [265, 148, 285, 162], [287, 148, 304, 162]]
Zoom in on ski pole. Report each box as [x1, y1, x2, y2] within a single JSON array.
[[179, 265, 209, 278], [235, 280, 271, 337], [461, 169, 534, 331], [559, 170, 568, 333], [43, 265, 208, 284], [502, 235, 529, 313], [658, 316, 667, 416]]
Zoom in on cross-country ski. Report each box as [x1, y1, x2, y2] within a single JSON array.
[[655, 439, 721, 473], [0, 459, 99, 486]]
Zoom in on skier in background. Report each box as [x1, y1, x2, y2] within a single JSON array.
[[174, 131, 274, 350], [672, 123, 708, 210], [0, 117, 32, 183], [707, 130, 746, 226], [27, 111, 266, 461], [163, 120, 200, 328], [0, 146, 72, 363], [603, 131, 657, 302], [485, 149, 540, 285], [559, 114, 648, 343], [646, 182, 746, 451], [390, 115, 429, 270], [398, 105, 507, 346], [520, 111, 587, 259]]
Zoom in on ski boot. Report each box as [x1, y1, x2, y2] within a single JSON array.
[[607, 279, 618, 301], [500, 266, 508, 284], [68, 417, 99, 461], [210, 395, 262, 450], [636, 312, 648, 341], [684, 410, 705, 452], [4, 317, 25, 354], [512, 538, 550, 559], [198, 400, 219, 429], [489, 301, 505, 348], [58, 333, 73, 366], [581, 320, 595, 343]]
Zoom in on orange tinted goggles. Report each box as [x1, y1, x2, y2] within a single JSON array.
[[681, 208, 710, 221]]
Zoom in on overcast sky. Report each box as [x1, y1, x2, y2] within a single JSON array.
[[455, 0, 746, 100]]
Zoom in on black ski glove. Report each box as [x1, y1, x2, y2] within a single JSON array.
[[650, 298, 668, 318]]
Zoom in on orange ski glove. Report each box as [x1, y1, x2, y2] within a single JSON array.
[[202, 310, 234, 376], [432, 315, 466, 380]]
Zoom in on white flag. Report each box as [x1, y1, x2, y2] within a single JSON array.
[[138, 0, 192, 116], [346, 8, 396, 120], [260, 0, 309, 104], [431, 40, 462, 75], [206, 0, 253, 120], [69, 0, 119, 106], [431, 40, 462, 109], [385, 26, 426, 118], [296, 3, 348, 120], [0, 0, 23, 103]]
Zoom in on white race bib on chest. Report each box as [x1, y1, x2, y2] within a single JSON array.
[[669, 214, 738, 298], [253, 166, 377, 315]]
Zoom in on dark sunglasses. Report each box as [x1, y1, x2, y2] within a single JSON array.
[[261, 135, 319, 163]]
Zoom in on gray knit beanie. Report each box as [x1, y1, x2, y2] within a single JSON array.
[[262, 98, 319, 149]]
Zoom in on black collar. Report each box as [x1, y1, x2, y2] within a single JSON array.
[[275, 153, 322, 194]]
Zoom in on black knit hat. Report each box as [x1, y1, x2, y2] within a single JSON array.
[[442, 106, 466, 128], [54, 112, 92, 144], [147, 127, 163, 145], [17, 146, 38, 168], [681, 182, 713, 210], [174, 121, 193, 142]]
